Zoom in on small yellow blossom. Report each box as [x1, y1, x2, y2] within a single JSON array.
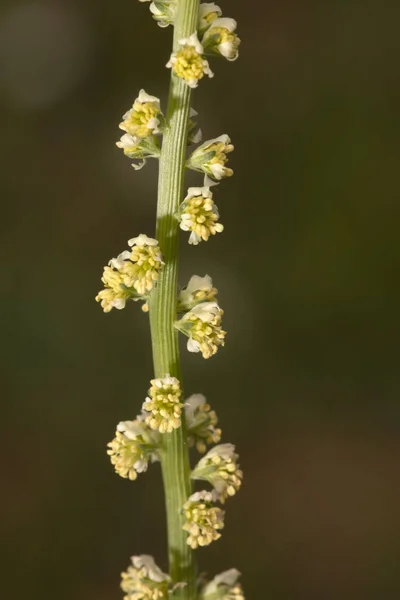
[[121, 555, 170, 600], [95, 266, 132, 313], [185, 393, 221, 453], [119, 90, 162, 138], [176, 302, 226, 359], [166, 33, 213, 88], [142, 375, 184, 433], [121, 234, 164, 295], [179, 186, 224, 244], [202, 18, 240, 62], [191, 444, 243, 502], [178, 274, 218, 312], [187, 134, 234, 180], [182, 490, 224, 549], [107, 419, 160, 480], [201, 569, 244, 600]]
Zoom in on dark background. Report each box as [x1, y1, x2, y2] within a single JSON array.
[[2, 0, 400, 598]]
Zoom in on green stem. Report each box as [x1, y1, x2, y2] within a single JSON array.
[[149, 0, 200, 597]]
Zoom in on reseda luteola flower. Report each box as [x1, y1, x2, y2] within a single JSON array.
[[202, 17, 241, 61], [96, 234, 163, 312], [182, 490, 224, 548], [121, 555, 170, 600], [175, 301, 226, 359], [191, 443, 243, 502], [178, 274, 218, 312], [187, 134, 234, 180], [178, 185, 224, 244], [107, 418, 160, 480], [185, 393, 221, 453], [117, 89, 163, 169], [142, 375, 184, 433], [200, 569, 244, 600], [166, 33, 214, 88], [198, 3, 222, 35]]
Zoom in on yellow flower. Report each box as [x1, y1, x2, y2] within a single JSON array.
[[176, 302, 226, 359], [166, 33, 213, 88], [119, 89, 162, 138], [187, 135, 234, 180], [142, 375, 184, 433], [179, 186, 224, 244], [182, 490, 224, 549]]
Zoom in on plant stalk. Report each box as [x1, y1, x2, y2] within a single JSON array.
[[149, 0, 200, 597]]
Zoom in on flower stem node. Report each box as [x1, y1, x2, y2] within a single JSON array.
[[198, 3, 222, 35], [178, 274, 218, 312], [185, 393, 221, 453], [191, 443, 243, 502], [201, 569, 244, 600], [187, 135, 234, 180], [182, 490, 224, 549], [175, 302, 226, 359], [142, 375, 184, 433], [178, 186, 224, 245], [107, 418, 160, 480], [166, 33, 213, 88], [202, 18, 240, 62], [121, 555, 170, 600]]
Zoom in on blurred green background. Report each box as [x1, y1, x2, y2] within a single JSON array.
[[1, 0, 400, 598]]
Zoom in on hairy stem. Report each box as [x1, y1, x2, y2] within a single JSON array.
[[149, 0, 200, 597]]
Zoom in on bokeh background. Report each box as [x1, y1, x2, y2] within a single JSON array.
[[2, 0, 400, 598]]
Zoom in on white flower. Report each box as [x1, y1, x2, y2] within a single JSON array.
[[149, 0, 176, 27], [107, 418, 160, 480], [178, 274, 217, 311], [198, 3, 222, 34], [191, 443, 243, 502], [121, 555, 170, 600], [116, 132, 160, 169], [202, 17, 240, 62], [179, 186, 224, 245], [187, 134, 234, 180], [166, 32, 213, 88], [185, 393, 221, 453], [119, 89, 162, 138], [128, 234, 159, 247], [175, 301, 226, 359], [201, 569, 244, 600]]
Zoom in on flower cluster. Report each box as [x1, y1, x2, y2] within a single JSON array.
[[175, 301, 226, 359], [187, 134, 234, 180], [107, 418, 160, 480], [121, 555, 170, 600], [185, 393, 221, 453], [116, 89, 163, 169], [167, 33, 214, 89], [142, 375, 184, 433], [191, 444, 243, 502], [96, 234, 163, 312], [178, 185, 224, 244], [200, 569, 244, 600], [182, 490, 224, 549], [178, 274, 218, 312]]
